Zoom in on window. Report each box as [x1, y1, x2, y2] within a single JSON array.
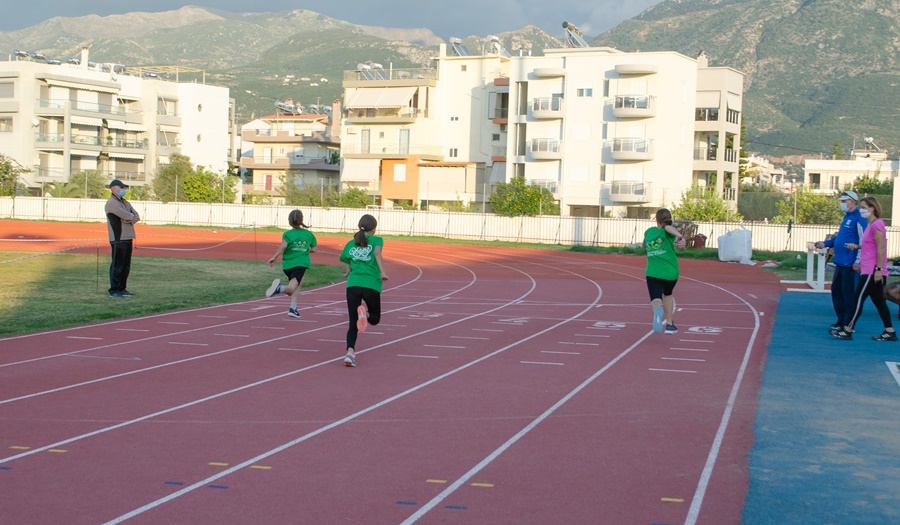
[[0, 82, 13, 98], [492, 133, 501, 141], [450, 116, 459, 121], [828, 175, 840, 191], [696, 108, 719, 121], [603, 80, 610, 97], [157, 97, 177, 116], [599, 164, 606, 182], [0, 117, 11, 132], [726, 109, 740, 124], [576, 88, 593, 97], [379, 131, 385, 138], [449, 148, 458, 158], [461, 65, 467, 72]]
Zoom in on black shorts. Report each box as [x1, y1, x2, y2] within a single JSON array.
[[646, 275, 677, 301], [283, 266, 308, 282]]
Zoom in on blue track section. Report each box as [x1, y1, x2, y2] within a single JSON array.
[[744, 292, 900, 524]]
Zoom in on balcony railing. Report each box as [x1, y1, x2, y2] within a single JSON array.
[[35, 133, 66, 143], [36, 98, 133, 116], [612, 95, 657, 118], [694, 147, 716, 161], [71, 135, 101, 146], [530, 138, 562, 160], [32, 167, 67, 181], [342, 144, 443, 157], [610, 138, 654, 161], [608, 180, 652, 203], [491, 145, 507, 160], [343, 67, 437, 82], [531, 97, 564, 118], [493, 107, 509, 119], [344, 107, 423, 121]]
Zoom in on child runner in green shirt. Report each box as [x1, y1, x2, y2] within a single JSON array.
[[265, 209, 317, 318], [338, 214, 389, 367], [643, 208, 686, 334]]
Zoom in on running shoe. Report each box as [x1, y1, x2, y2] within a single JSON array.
[[119, 290, 134, 297], [664, 324, 678, 334], [652, 306, 664, 334], [287, 308, 301, 318], [343, 354, 357, 367], [872, 331, 898, 342], [357, 304, 368, 332], [832, 328, 852, 340], [265, 278, 282, 298]]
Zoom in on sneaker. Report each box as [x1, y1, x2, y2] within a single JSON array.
[[357, 304, 368, 332], [872, 331, 898, 342], [664, 324, 678, 334], [343, 354, 357, 367], [287, 308, 301, 318], [652, 306, 664, 334], [109, 291, 123, 298], [265, 279, 282, 298], [119, 290, 134, 297], [832, 328, 852, 340], [829, 322, 841, 333]]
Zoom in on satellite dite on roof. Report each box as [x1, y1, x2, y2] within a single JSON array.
[[562, 21, 589, 48], [449, 37, 470, 56]]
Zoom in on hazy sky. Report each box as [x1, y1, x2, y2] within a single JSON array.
[[1, 1, 665, 38]]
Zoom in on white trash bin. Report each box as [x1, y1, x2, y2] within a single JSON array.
[[717, 228, 752, 262]]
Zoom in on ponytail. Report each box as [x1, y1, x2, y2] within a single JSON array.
[[354, 214, 377, 247], [655, 208, 673, 227], [288, 209, 310, 229]]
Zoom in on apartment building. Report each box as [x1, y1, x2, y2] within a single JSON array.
[[339, 39, 744, 217], [0, 48, 233, 193], [804, 144, 897, 193], [239, 101, 341, 201]]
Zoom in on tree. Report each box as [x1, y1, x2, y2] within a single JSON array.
[[152, 154, 236, 203], [832, 141, 842, 160], [849, 174, 892, 195], [337, 187, 370, 208], [773, 188, 842, 225], [52, 170, 107, 198], [671, 185, 742, 221], [490, 177, 559, 217], [0, 154, 29, 196]]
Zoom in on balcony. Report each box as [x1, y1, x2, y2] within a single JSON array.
[[610, 138, 654, 161], [342, 144, 442, 161], [491, 145, 507, 162], [32, 167, 67, 183], [529, 138, 562, 160], [612, 95, 657, 118], [241, 129, 332, 144], [608, 180, 652, 203], [34, 133, 66, 149], [240, 155, 339, 171], [531, 97, 565, 119], [492, 107, 509, 125], [533, 67, 565, 78], [344, 107, 423, 124]]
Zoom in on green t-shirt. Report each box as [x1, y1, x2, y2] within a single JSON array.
[[644, 226, 679, 281], [281, 228, 317, 270], [339, 234, 384, 292]]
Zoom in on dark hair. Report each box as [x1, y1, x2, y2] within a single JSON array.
[[288, 209, 310, 229], [655, 208, 673, 227], [354, 214, 377, 247], [860, 196, 882, 218]]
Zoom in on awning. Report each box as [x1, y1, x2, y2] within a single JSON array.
[[107, 120, 146, 132], [344, 87, 416, 109], [726, 92, 742, 111], [70, 149, 99, 156], [46, 78, 119, 94], [695, 91, 720, 108], [109, 152, 145, 160], [158, 124, 181, 133], [70, 115, 103, 126]]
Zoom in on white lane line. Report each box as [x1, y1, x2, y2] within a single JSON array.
[[450, 336, 489, 340], [317, 339, 345, 343], [681, 339, 714, 343], [198, 315, 228, 319], [662, 357, 706, 362], [214, 334, 250, 338], [167, 342, 208, 347], [277, 348, 319, 353], [64, 355, 141, 361], [559, 341, 603, 345], [158, 321, 189, 325], [520, 361, 564, 366], [649, 368, 697, 374], [424, 344, 465, 349], [671, 347, 709, 352], [66, 336, 103, 340], [574, 334, 609, 338], [252, 326, 285, 330], [472, 328, 503, 332], [541, 350, 580, 355], [115, 329, 150, 333], [398, 354, 439, 359]]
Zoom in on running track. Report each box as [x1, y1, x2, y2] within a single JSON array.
[[0, 222, 782, 524]]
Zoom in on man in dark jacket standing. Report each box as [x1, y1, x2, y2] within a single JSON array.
[[105, 179, 141, 297], [815, 190, 865, 333]]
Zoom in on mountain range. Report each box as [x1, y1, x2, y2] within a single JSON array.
[[1, 1, 897, 160]]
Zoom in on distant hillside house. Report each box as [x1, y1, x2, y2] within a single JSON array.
[[803, 147, 898, 193], [239, 103, 342, 202], [0, 47, 234, 194], [339, 45, 744, 217]]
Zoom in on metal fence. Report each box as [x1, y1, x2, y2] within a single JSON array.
[[3, 196, 899, 257]]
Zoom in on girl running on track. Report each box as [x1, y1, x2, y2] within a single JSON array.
[[339, 214, 388, 367], [833, 196, 897, 341], [643, 208, 686, 334], [265, 209, 317, 318]]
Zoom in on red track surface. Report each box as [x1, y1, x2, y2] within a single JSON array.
[[0, 220, 780, 524]]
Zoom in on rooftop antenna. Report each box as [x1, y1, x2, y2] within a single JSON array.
[[449, 37, 470, 56], [562, 21, 589, 48]]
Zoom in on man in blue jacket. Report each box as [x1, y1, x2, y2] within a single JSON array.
[[815, 190, 865, 333]]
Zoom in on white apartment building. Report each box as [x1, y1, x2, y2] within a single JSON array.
[[804, 146, 897, 193], [0, 48, 234, 193], [339, 41, 744, 217], [239, 102, 341, 201]]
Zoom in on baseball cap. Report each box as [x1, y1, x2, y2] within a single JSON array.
[[838, 190, 858, 202], [108, 179, 129, 189]]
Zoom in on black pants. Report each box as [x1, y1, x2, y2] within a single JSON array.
[[109, 240, 133, 293], [847, 273, 893, 331], [346, 286, 381, 350]]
